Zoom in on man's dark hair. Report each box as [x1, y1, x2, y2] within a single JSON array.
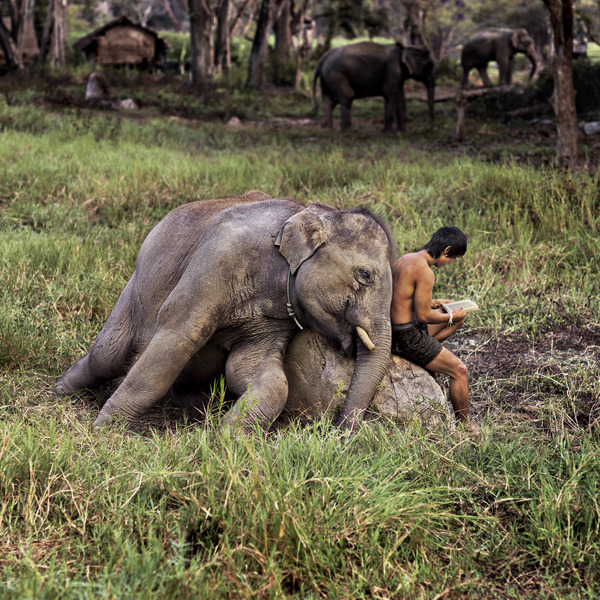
[[423, 226, 467, 259]]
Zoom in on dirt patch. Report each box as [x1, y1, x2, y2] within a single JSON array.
[[448, 325, 600, 431]]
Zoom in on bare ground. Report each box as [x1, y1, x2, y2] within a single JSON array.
[[448, 325, 600, 432]]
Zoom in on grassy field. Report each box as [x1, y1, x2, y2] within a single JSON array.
[[1, 72, 600, 599]]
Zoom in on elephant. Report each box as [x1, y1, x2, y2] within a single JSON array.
[[54, 191, 395, 433], [312, 41, 435, 132], [461, 28, 538, 88]]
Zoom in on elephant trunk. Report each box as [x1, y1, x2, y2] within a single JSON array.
[[335, 318, 392, 431], [526, 49, 538, 81]]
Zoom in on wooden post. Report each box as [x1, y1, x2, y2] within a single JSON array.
[[455, 89, 466, 142], [454, 85, 516, 142]]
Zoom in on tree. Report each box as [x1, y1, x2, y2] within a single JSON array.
[[213, 0, 230, 72], [246, 0, 285, 89], [0, 0, 30, 69], [542, 0, 578, 167], [273, 0, 291, 82], [314, 0, 389, 51], [189, 0, 215, 92]]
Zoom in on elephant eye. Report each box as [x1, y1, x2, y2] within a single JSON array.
[[355, 267, 374, 286]]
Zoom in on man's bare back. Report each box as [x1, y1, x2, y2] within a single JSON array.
[[391, 250, 466, 327]]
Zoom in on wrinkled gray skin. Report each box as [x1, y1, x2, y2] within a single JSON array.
[[313, 41, 435, 132], [54, 192, 395, 432], [461, 28, 538, 87]]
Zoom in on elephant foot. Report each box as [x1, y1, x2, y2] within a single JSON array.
[[53, 376, 75, 398]]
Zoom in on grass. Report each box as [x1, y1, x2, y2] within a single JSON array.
[[1, 74, 600, 598]]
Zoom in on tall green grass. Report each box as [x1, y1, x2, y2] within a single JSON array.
[[1, 94, 599, 598]]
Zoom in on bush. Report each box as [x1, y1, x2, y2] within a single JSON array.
[[435, 55, 461, 84]]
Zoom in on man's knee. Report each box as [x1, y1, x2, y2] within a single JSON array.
[[454, 359, 468, 380]]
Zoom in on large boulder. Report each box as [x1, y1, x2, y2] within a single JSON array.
[[283, 329, 453, 428]]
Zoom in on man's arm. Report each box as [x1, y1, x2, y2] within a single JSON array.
[[413, 268, 456, 324]]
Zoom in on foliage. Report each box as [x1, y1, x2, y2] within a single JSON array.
[[1, 79, 600, 598], [160, 31, 190, 64], [464, 57, 600, 120]]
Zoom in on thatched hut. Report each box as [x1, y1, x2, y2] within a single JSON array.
[[73, 16, 167, 67]]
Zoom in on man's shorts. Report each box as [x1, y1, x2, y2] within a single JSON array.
[[391, 321, 443, 368]]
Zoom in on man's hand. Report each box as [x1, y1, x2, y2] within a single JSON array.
[[431, 299, 450, 309], [452, 307, 467, 321]]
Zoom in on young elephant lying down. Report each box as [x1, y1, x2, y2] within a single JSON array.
[[55, 191, 395, 432]]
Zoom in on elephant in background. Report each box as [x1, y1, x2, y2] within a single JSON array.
[[54, 191, 395, 433], [313, 41, 435, 132], [461, 27, 538, 87]]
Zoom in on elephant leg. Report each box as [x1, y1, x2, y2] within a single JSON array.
[[93, 328, 212, 428], [477, 67, 493, 87], [396, 91, 407, 132], [340, 98, 353, 131], [221, 339, 289, 430], [54, 278, 135, 396], [383, 95, 403, 132], [461, 68, 470, 87], [321, 95, 336, 129], [503, 57, 514, 84]]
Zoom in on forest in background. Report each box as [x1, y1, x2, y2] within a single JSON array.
[[2, 0, 600, 166]]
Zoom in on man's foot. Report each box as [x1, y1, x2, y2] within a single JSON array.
[[458, 420, 481, 437]]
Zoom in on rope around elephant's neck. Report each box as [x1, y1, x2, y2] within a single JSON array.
[[286, 266, 303, 330]]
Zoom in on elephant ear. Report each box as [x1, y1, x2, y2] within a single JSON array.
[[402, 48, 417, 76], [511, 29, 526, 48], [274, 203, 335, 273]]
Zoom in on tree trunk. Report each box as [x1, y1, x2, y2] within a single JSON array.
[[542, 0, 578, 167], [189, 0, 216, 93], [50, 0, 66, 68], [0, 18, 20, 68], [402, 0, 426, 46], [273, 0, 290, 83], [230, 0, 255, 37], [2, 0, 28, 69], [293, 0, 311, 90], [246, 0, 277, 89], [214, 0, 230, 73]]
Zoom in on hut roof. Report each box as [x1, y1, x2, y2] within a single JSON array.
[[73, 16, 168, 65]]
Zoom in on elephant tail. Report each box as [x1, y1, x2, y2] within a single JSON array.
[[312, 64, 321, 117], [312, 51, 328, 117]]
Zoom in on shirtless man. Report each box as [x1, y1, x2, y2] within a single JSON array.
[[391, 226, 477, 432]]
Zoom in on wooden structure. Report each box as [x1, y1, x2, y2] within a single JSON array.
[[454, 85, 519, 141], [73, 16, 167, 67]]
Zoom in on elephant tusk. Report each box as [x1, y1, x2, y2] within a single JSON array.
[[356, 326, 375, 351]]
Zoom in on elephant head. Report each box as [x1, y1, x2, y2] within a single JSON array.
[[275, 203, 395, 430], [511, 28, 537, 81], [401, 45, 435, 127]]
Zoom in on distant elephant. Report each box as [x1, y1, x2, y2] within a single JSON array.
[[54, 191, 395, 433], [461, 27, 538, 87], [312, 41, 435, 132]]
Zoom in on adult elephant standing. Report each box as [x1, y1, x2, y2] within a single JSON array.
[[54, 192, 395, 433], [461, 27, 538, 87], [313, 41, 435, 132]]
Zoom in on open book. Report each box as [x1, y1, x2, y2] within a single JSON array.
[[442, 299, 479, 314]]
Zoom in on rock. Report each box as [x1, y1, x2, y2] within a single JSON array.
[[579, 121, 600, 135], [283, 329, 453, 428], [119, 98, 138, 110], [227, 116, 242, 126]]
